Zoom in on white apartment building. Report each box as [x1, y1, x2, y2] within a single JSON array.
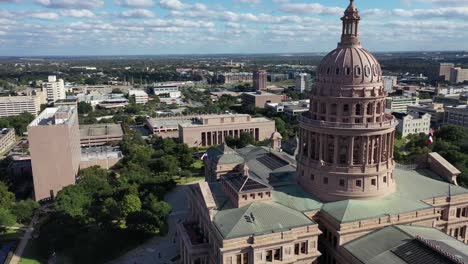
[[396, 112, 431, 138], [295, 73, 311, 92], [151, 85, 181, 98], [129, 89, 149, 104], [0, 94, 43, 117], [385, 96, 419, 113], [382, 76, 397, 93], [0, 128, 15, 154], [42, 75, 66, 102]]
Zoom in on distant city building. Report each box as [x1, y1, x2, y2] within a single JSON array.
[[0, 128, 15, 154], [97, 98, 129, 109], [179, 114, 275, 147], [395, 112, 431, 138], [450, 67, 468, 84], [439, 63, 468, 84], [434, 94, 467, 106], [218, 72, 253, 84], [150, 84, 181, 98], [382, 76, 398, 92], [0, 93, 44, 117], [444, 105, 468, 128], [385, 96, 419, 113], [42, 75, 66, 102], [242, 91, 283, 109], [268, 73, 289, 82], [28, 107, 81, 201], [253, 70, 268, 91], [295, 73, 311, 92], [439, 63, 455, 82], [70, 66, 97, 71], [79, 124, 124, 147], [407, 103, 445, 126], [129, 89, 149, 104]]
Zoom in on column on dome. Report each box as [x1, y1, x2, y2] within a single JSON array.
[[348, 136, 354, 165], [333, 136, 339, 165]]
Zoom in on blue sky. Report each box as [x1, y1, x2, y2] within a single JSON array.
[[0, 0, 467, 56]]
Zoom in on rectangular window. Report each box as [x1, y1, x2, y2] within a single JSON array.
[[339, 179, 345, 186], [243, 253, 248, 264], [294, 244, 300, 255], [310, 174, 315, 181], [323, 177, 328, 184], [457, 208, 462, 218], [266, 250, 272, 262], [300, 241, 307, 254], [237, 254, 242, 264], [356, 180, 362, 187], [274, 248, 281, 260], [383, 176, 387, 183], [371, 179, 376, 186]]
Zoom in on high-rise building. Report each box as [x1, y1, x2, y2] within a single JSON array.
[[295, 73, 311, 92], [28, 107, 81, 201], [42, 75, 66, 102], [450, 67, 468, 84], [439, 63, 455, 82], [177, 2, 468, 264], [253, 70, 267, 91], [382, 76, 397, 92]]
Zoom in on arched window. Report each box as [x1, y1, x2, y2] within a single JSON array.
[[376, 102, 381, 114], [366, 103, 373, 115], [343, 104, 350, 115]]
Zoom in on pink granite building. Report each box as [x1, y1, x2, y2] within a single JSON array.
[[28, 107, 81, 201]]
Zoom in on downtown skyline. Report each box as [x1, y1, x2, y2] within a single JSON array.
[[0, 0, 467, 56]]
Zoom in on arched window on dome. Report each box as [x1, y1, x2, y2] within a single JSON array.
[[346, 67, 351, 75], [355, 66, 361, 77], [366, 103, 373, 115]]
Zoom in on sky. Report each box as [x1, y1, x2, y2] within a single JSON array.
[[0, 0, 467, 56]]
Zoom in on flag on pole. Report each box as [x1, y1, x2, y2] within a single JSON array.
[[428, 128, 434, 145], [200, 153, 208, 160]]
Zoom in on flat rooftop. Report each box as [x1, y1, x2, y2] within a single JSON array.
[[29, 107, 75, 127], [79, 124, 124, 138], [81, 146, 123, 161], [129, 90, 148, 96], [243, 91, 281, 97]]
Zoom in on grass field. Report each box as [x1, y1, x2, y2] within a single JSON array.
[[0, 228, 23, 242]]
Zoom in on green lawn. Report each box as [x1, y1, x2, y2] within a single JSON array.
[[175, 176, 204, 185], [192, 160, 203, 169], [395, 138, 407, 149]]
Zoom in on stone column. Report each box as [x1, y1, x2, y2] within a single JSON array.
[[308, 132, 313, 160], [348, 137, 354, 165], [334, 136, 339, 165], [319, 134, 324, 161]]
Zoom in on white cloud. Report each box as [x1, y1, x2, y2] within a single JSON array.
[[362, 7, 468, 19], [159, 0, 187, 10], [34, 0, 104, 9], [0, 0, 21, 3], [279, 3, 342, 15], [120, 9, 155, 18], [414, 0, 468, 7], [116, 0, 155, 8], [29, 12, 60, 20], [60, 9, 95, 18]]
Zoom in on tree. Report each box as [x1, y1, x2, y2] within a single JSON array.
[[274, 117, 287, 137], [78, 102, 93, 114], [96, 198, 121, 225], [0, 182, 14, 209], [126, 210, 160, 234], [239, 132, 255, 148], [121, 194, 142, 217], [152, 155, 180, 176], [0, 208, 16, 233], [55, 185, 93, 218], [10, 200, 39, 224]]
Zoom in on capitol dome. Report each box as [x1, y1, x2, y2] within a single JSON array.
[[315, 0, 382, 90]]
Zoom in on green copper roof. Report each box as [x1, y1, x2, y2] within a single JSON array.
[[207, 144, 245, 165], [321, 167, 468, 223], [272, 185, 323, 212], [343, 225, 468, 264], [213, 201, 315, 239]]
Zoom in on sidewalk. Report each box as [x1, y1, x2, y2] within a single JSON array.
[[9, 214, 38, 264]]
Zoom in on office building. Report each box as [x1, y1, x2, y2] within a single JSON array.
[[80, 146, 123, 170], [42, 75, 66, 102], [450, 67, 468, 84], [178, 114, 275, 147], [242, 91, 283, 109], [218, 72, 253, 84], [0, 94, 43, 117], [178, 2, 468, 264], [129, 89, 149, 104], [146, 116, 193, 138], [382, 76, 397, 92], [79, 124, 124, 147], [253, 70, 267, 91], [0, 128, 15, 154], [407, 103, 445, 126], [28, 107, 81, 201], [395, 112, 431, 138], [444, 105, 468, 128], [385, 96, 419, 113], [439, 63, 455, 82], [295, 73, 311, 92], [151, 84, 181, 98]]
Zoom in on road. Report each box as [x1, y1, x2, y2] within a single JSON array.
[[110, 181, 200, 264], [9, 214, 38, 264]]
